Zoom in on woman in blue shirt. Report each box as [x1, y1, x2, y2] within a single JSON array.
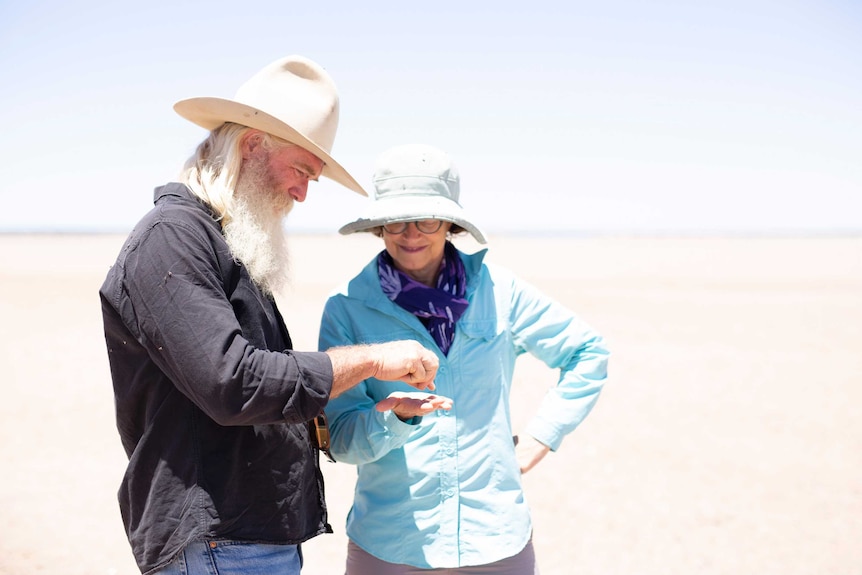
[[318, 144, 609, 574]]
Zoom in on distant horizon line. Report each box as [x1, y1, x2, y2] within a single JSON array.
[[2, 227, 861, 239]]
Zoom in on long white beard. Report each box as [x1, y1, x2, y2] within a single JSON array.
[[223, 158, 294, 296]]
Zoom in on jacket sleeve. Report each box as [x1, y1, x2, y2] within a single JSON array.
[[114, 219, 332, 426], [504, 268, 609, 451], [318, 294, 417, 464]]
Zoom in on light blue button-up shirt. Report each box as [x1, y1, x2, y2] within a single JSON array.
[[319, 248, 608, 568]]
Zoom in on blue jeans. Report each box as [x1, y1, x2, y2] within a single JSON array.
[[155, 540, 302, 575]]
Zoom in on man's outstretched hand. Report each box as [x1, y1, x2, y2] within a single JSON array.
[[327, 340, 439, 398], [370, 340, 439, 391]]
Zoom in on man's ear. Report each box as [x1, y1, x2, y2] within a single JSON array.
[[240, 130, 263, 159]]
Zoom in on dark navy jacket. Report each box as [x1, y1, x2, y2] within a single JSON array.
[[99, 183, 333, 574]]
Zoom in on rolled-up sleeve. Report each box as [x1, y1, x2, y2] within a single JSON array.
[[508, 275, 609, 451], [108, 218, 332, 427]]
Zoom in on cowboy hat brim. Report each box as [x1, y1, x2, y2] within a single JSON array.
[[174, 96, 367, 196]]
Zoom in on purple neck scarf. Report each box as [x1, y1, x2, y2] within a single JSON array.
[[377, 241, 469, 355]]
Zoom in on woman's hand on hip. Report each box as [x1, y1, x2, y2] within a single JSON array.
[[515, 434, 551, 474]]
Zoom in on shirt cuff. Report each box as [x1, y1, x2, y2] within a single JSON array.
[[382, 410, 423, 430], [524, 418, 563, 452]]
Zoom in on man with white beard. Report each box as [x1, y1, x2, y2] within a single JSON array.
[[99, 56, 442, 575]]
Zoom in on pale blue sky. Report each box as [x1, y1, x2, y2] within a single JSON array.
[[1, 0, 860, 234]]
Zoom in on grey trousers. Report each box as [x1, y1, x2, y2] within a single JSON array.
[[345, 538, 540, 575]]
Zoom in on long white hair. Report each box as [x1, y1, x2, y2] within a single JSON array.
[[179, 123, 295, 295], [179, 122, 291, 227]]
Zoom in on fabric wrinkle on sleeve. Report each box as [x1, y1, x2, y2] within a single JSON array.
[[319, 296, 416, 464], [124, 220, 332, 426], [506, 270, 609, 451]]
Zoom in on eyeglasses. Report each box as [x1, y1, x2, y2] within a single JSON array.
[[308, 413, 335, 462], [382, 220, 444, 234]]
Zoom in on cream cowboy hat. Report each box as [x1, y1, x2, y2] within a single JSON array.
[[173, 55, 366, 196], [339, 144, 487, 244]]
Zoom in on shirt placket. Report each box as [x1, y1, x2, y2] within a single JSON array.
[[433, 357, 461, 563]]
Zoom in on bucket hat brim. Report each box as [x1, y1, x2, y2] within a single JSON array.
[[338, 192, 487, 244]]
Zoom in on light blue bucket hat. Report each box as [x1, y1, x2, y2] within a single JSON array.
[[338, 144, 487, 244]]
